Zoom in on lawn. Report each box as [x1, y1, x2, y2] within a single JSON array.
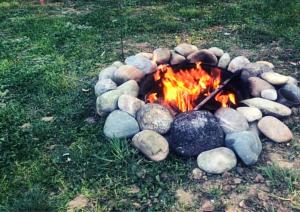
[[0, 0, 300, 211]]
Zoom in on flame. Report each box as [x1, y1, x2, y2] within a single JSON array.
[[147, 62, 236, 112]]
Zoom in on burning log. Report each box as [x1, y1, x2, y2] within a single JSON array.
[[193, 69, 242, 110]]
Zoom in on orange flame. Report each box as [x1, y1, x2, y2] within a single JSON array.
[[147, 62, 236, 112]]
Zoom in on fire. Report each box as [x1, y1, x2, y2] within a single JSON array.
[[147, 62, 236, 112]]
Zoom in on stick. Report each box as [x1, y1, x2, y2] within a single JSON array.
[[193, 70, 241, 110]]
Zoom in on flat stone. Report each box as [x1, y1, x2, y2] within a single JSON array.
[[118, 94, 145, 117], [153, 48, 171, 64], [248, 77, 274, 97], [241, 63, 273, 82], [187, 49, 218, 65], [94, 79, 117, 96], [111, 61, 123, 68], [132, 130, 169, 161], [241, 98, 292, 118], [174, 43, 198, 57], [113, 65, 145, 84], [218, 53, 231, 69], [136, 103, 174, 134], [225, 131, 262, 165], [261, 72, 289, 85], [208, 47, 224, 57], [98, 66, 118, 80], [197, 147, 237, 174], [228, 56, 250, 73], [215, 108, 249, 134], [261, 89, 277, 101], [117, 80, 139, 97], [278, 83, 300, 105], [236, 106, 262, 122], [256, 61, 274, 69], [103, 110, 140, 138], [136, 52, 153, 60], [125, 55, 157, 74], [169, 111, 224, 157], [96, 89, 122, 112], [170, 50, 186, 65], [258, 116, 293, 143]]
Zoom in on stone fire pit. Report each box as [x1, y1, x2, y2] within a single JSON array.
[[95, 43, 299, 174]]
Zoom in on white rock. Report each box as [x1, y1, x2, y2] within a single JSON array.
[[228, 56, 250, 73], [236, 107, 262, 122], [98, 66, 118, 80], [174, 43, 198, 57], [118, 94, 145, 117], [261, 72, 289, 85], [94, 79, 117, 96], [261, 89, 277, 101], [256, 61, 274, 69], [136, 52, 153, 60], [218, 53, 231, 69], [117, 80, 139, 97], [113, 65, 145, 84], [208, 47, 224, 57]]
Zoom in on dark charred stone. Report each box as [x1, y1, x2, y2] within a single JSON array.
[[169, 110, 224, 157]]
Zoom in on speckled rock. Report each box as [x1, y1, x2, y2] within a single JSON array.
[[208, 47, 224, 57], [117, 80, 139, 97], [215, 108, 249, 134], [236, 107, 262, 122], [113, 65, 145, 84], [98, 66, 118, 80], [170, 50, 186, 65], [241, 63, 273, 81], [225, 131, 262, 165], [241, 98, 292, 118], [256, 61, 274, 69], [136, 104, 174, 134], [218, 53, 231, 69], [187, 49, 218, 65], [118, 94, 145, 117], [96, 89, 122, 112], [94, 79, 117, 96], [136, 52, 153, 60], [103, 110, 140, 138], [169, 111, 224, 157], [248, 77, 274, 97], [197, 147, 237, 174], [153, 48, 171, 64], [258, 116, 293, 143], [174, 43, 198, 57], [261, 89, 277, 101], [261, 72, 289, 85], [228, 56, 250, 73], [125, 55, 157, 74], [132, 130, 169, 161]]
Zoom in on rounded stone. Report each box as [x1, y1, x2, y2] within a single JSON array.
[[117, 80, 139, 97], [236, 106, 262, 122], [278, 83, 300, 105], [287, 76, 298, 85], [94, 79, 117, 97], [174, 43, 198, 57], [111, 61, 123, 68], [170, 50, 186, 65], [248, 77, 274, 97], [135, 52, 153, 60], [258, 116, 293, 143], [103, 110, 140, 138], [225, 131, 262, 165], [125, 55, 157, 74], [214, 108, 249, 134], [132, 130, 169, 161], [136, 103, 174, 134], [98, 66, 118, 80], [241, 98, 292, 118], [261, 72, 289, 85], [197, 147, 237, 174], [153, 48, 171, 64], [169, 111, 224, 157], [208, 47, 224, 57], [241, 63, 273, 82], [187, 49, 218, 65], [261, 89, 277, 101], [228, 56, 250, 73], [256, 61, 274, 69], [113, 65, 145, 84], [218, 53, 231, 69], [118, 94, 145, 117], [96, 89, 122, 112]]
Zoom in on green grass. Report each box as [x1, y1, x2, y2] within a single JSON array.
[[0, 0, 300, 210]]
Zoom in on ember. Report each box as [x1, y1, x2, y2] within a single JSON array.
[[147, 62, 236, 112]]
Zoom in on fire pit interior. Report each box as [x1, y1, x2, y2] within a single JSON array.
[[95, 44, 299, 174]]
